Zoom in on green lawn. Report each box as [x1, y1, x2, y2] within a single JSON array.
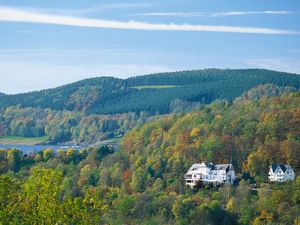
[[0, 136, 49, 145], [132, 85, 178, 90]]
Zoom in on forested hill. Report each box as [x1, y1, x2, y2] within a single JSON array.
[[0, 92, 5, 96], [1, 89, 300, 224], [1, 69, 300, 115]]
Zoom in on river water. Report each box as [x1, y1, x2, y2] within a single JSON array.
[[0, 145, 82, 154]]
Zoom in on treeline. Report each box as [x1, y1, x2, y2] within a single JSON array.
[[1, 69, 300, 115], [0, 106, 149, 144], [0, 77, 131, 112], [127, 68, 300, 86], [0, 87, 300, 224]]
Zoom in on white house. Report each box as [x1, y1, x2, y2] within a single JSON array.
[[185, 162, 236, 188], [268, 164, 295, 182]]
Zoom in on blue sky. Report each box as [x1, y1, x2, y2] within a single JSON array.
[[0, 0, 299, 94]]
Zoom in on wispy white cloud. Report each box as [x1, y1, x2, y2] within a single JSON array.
[[246, 58, 300, 74], [0, 7, 298, 35], [130, 12, 207, 17], [14, 30, 36, 34], [95, 3, 150, 10], [131, 10, 293, 17], [212, 10, 292, 16], [7, 3, 150, 16], [63, 3, 151, 15]]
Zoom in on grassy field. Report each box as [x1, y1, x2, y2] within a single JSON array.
[[132, 85, 178, 90], [0, 136, 49, 145]]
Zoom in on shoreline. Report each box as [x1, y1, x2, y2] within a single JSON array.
[[0, 136, 121, 149]]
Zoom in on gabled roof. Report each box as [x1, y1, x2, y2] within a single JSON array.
[[271, 164, 278, 172], [203, 162, 213, 169], [188, 162, 233, 172], [189, 162, 212, 171], [189, 164, 201, 171], [270, 164, 289, 173], [279, 164, 287, 172], [213, 164, 231, 170]]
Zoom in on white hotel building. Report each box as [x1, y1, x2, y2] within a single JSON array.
[[185, 162, 236, 188]]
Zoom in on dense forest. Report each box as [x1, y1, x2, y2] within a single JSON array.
[[0, 84, 296, 145], [0, 107, 150, 144], [1, 86, 300, 224], [1, 69, 300, 115]]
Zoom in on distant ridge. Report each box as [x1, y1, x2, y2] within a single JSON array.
[[0, 69, 300, 115]]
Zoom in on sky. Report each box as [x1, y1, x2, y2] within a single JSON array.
[[0, 0, 300, 94]]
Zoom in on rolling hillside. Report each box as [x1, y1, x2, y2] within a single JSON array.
[[1, 69, 300, 115], [1, 88, 300, 224]]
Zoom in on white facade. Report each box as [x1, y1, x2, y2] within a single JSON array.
[[268, 164, 295, 182], [185, 162, 235, 188]]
